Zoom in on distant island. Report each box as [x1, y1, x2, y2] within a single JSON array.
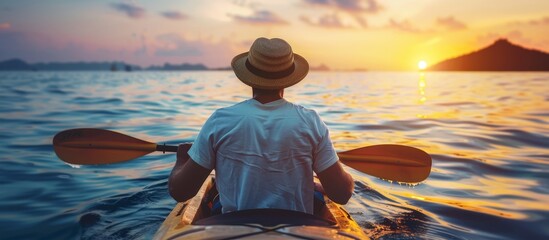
[[429, 39, 549, 71], [0, 58, 337, 72], [0, 59, 212, 71], [310, 64, 330, 71]]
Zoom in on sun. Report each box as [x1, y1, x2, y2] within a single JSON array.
[[418, 60, 428, 70]]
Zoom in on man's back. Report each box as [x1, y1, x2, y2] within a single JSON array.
[[188, 98, 338, 214], [168, 37, 353, 214]]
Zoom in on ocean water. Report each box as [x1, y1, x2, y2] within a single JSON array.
[[0, 71, 547, 239]]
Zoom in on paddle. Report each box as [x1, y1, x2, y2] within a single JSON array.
[[53, 128, 431, 183], [337, 145, 431, 183]]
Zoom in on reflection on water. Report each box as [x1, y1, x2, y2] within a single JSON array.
[[418, 72, 427, 105], [0, 71, 548, 239]]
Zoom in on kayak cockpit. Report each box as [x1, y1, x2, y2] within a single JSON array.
[[195, 208, 335, 227]]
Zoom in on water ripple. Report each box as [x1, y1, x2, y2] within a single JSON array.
[[353, 120, 438, 131], [71, 97, 124, 105]]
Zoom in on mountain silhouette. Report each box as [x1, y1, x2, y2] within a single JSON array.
[[0, 58, 34, 70], [0, 59, 212, 71], [429, 39, 549, 71]]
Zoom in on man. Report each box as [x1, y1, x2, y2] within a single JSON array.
[[169, 37, 354, 214]]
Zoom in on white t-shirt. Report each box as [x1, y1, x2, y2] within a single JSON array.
[[188, 98, 338, 214]]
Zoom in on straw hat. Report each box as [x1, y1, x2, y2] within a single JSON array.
[[231, 37, 309, 90]]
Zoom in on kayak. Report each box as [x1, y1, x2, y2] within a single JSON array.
[[153, 174, 369, 239]]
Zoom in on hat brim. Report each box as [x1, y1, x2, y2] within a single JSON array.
[[231, 52, 309, 90]]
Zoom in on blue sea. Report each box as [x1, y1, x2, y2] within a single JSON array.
[[0, 71, 548, 239]]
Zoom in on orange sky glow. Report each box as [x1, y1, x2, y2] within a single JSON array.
[[0, 0, 548, 70]]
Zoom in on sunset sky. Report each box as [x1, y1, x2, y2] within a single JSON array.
[[0, 0, 548, 70]]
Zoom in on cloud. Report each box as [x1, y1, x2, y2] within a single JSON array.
[[160, 11, 188, 20], [156, 34, 202, 56], [0, 22, 11, 30], [301, 0, 377, 28], [231, 0, 260, 8], [507, 16, 549, 27], [436, 16, 467, 30], [387, 18, 422, 33], [230, 10, 288, 25], [153, 34, 236, 67], [353, 15, 368, 28], [300, 14, 352, 29], [303, 0, 382, 14], [527, 16, 549, 25], [110, 3, 146, 19]]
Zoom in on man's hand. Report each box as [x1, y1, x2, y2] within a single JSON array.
[[174, 143, 192, 168], [314, 182, 325, 194], [317, 161, 354, 204], [168, 142, 211, 202]]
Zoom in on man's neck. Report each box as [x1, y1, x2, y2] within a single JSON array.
[[252, 88, 284, 104]]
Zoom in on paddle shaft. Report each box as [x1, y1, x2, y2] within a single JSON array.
[[157, 144, 178, 153], [157, 146, 424, 167]]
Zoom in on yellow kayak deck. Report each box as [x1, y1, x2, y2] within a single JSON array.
[[154, 174, 368, 239]]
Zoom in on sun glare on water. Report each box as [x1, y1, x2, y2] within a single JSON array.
[[418, 60, 428, 70]]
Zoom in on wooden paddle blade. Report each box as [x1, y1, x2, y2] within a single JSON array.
[[53, 128, 157, 165], [338, 144, 432, 183]]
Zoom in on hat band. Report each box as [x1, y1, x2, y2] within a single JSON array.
[[245, 59, 295, 79]]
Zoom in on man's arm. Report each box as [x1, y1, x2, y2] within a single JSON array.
[[168, 144, 212, 202], [317, 161, 354, 204]]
